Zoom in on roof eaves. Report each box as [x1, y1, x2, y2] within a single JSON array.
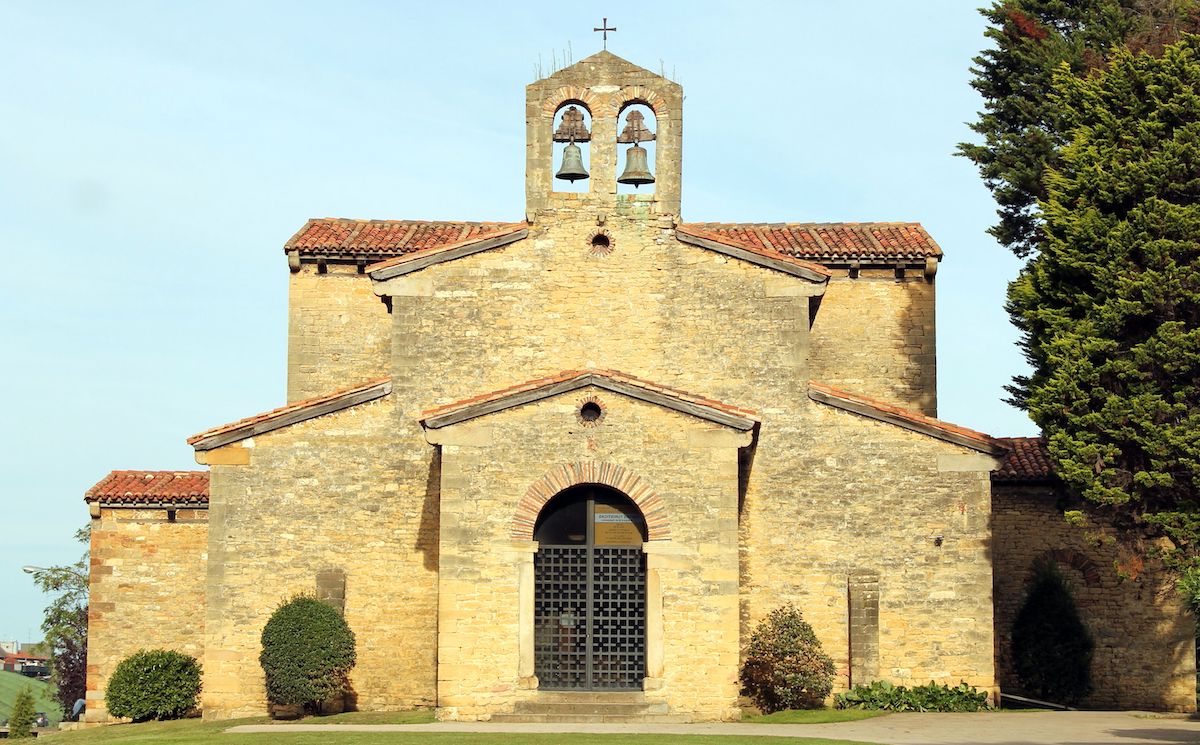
[[367, 226, 529, 280], [675, 226, 832, 283], [421, 370, 759, 432], [188, 378, 392, 451], [808, 381, 1005, 455]]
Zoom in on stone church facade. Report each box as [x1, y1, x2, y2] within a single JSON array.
[[82, 52, 1194, 722]]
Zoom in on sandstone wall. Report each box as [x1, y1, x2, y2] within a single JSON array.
[[200, 397, 438, 719], [287, 266, 391, 403], [992, 484, 1196, 711], [86, 507, 208, 722], [739, 405, 998, 697], [808, 270, 936, 416]]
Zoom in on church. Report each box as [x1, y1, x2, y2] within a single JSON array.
[[80, 51, 1195, 723]]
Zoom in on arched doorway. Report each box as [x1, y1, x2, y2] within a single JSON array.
[[533, 484, 647, 690]]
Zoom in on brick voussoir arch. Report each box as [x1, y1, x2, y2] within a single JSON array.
[[512, 461, 670, 541], [607, 85, 666, 117], [541, 85, 601, 117], [1036, 548, 1103, 587]]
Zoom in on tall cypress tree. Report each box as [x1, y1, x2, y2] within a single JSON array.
[[1008, 37, 1200, 552], [960, 0, 1199, 259]]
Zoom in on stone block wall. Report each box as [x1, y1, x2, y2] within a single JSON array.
[[287, 265, 391, 403], [86, 506, 208, 722], [809, 270, 937, 416], [739, 405, 998, 698], [199, 396, 439, 719], [992, 484, 1196, 711]]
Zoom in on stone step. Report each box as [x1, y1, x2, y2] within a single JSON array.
[[522, 691, 646, 703], [490, 713, 689, 724], [510, 701, 662, 716]]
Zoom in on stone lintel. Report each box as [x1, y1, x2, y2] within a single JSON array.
[[423, 424, 494, 447], [937, 452, 1004, 473], [195, 445, 250, 466]]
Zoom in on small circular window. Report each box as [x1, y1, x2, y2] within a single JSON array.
[[588, 229, 614, 257], [577, 397, 606, 426]]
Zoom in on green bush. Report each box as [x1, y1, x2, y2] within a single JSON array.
[[1012, 561, 1094, 704], [7, 686, 36, 738], [740, 603, 835, 713], [835, 680, 988, 712], [104, 649, 202, 722], [260, 595, 357, 711]]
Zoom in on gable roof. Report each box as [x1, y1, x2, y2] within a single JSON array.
[[285, 219, 528, 263], [367, 224, 530, 280], [992, 437, 1054, 482], [420, 369, 760, 431], [188, 378, 391, 451], [808, 381, 1004, 455], [85, 470, 210, 506], [675, 225, 832, 283], [679, 222, 942, 266]]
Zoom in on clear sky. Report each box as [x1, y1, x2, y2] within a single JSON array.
[[0, 1, 1034, 642]]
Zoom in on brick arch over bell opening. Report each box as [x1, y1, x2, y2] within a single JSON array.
[[512, 461, 670, 541], [541, 85, 601, 117]]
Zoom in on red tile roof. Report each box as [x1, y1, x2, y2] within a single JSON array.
[[808, 381, 1004, 454], [421, 369, 760, 429], [679, 222, 942, 264], [993, 437, 1054, 482], [674, 225, 833, 280], [285, 219, 528, 260], [188, 378, 391, 450], [85, 471, 209, 505], [366, 224, 529, 275]]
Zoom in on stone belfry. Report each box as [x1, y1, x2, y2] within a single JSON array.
[[525, 50, 683, 219]]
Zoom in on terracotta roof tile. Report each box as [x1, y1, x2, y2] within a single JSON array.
[[188, 378, 391, 449], [808, 381, 1002, 453], [85, 471, 209, 505], [674, 225, 833, 279], [284, 219, 527, 260], [993, 437, 1054, 482], [680, 222, 943, 264]]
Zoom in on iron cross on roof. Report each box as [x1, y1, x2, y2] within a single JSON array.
[[594, 18, 616, 49]]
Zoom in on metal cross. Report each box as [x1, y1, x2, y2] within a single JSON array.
[[594, 18, 616, 49]]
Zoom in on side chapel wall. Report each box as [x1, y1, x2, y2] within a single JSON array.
[[992, 483, 1196, 711], [199, 398, 440, 719], [86, 507, 208, 722]]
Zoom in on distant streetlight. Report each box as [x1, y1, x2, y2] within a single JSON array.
[[22, 565, 87, 580]]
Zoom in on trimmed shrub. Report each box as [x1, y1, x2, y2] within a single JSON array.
[[836, 680, 988, 712], [8, 686, 36, 738], [260, 595, 356, 712], [1012, 561, 1094, 704], [105, 649, 202, 721], [740, 603, 835, 712]]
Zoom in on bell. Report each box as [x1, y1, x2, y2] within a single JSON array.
[[555, 142, 589, 182], [617, 144, 654, 187]]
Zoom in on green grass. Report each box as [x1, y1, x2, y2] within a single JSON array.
[[0, 670, 63, 725], [272, 709, 437, 724], [742, 708, 887, 724], [45, 716, 885, 745]]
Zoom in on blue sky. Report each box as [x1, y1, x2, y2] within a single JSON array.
[[0, 1, 1033, 641]]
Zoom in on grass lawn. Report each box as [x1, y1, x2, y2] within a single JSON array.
[[742, 709, 887, 724], [0, 670, 63, 725], [45, 716, 885, 744]]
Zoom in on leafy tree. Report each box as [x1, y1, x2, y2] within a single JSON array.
[[7, 686, 37, 739], [740, 603, 835, 713], [25, 526, 89, 719], [1012, 562, 1094, 703], [960, 0, 1199, 259], [259, 596, 356, 713], [105, 649, 201, 721], [1007, 37, 1200, 560]]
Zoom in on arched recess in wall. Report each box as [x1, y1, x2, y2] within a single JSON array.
[[1032, 549, 1103, 588], [616, 100, 657, 195], [551, 101, 592, 194]]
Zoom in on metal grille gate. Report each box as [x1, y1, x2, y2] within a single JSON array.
[[534, 545, 646, 690]]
